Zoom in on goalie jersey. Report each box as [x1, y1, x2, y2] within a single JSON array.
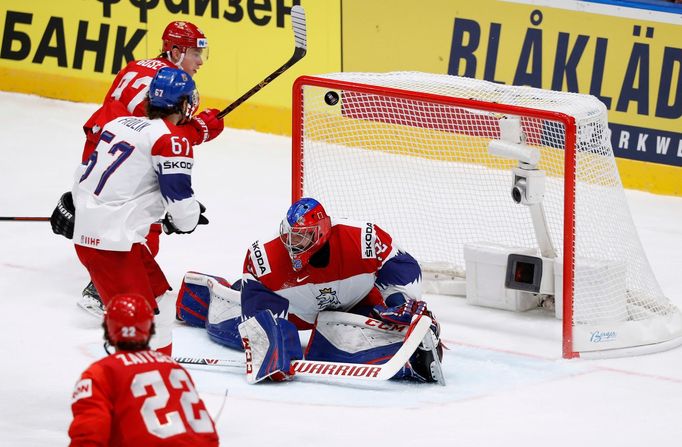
[[241, 219, 422, 328], [72, 116, 201, 251]]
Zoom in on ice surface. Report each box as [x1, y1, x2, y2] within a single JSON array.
[[1, 92, 681, 446]]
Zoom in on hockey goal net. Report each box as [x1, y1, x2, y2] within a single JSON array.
[[291, 72, 682, 359]]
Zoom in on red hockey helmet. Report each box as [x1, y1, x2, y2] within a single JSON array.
[[104, 294, 155, 345], [162, 21, 208, 54], [279, 198, 332, 271]]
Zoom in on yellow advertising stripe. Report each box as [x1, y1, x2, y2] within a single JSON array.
[[0, 67, 292, 136], [303, 110, 572, 176], [0, 67, 110, 103], [617, 159, 682, 196]]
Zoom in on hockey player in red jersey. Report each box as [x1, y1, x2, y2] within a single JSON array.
[[82, 20, 223, 161], [51, 21, 224, 316], [71, 67, 210, 354], [68, 294, 219, 447], [178, 198, 444, 384]]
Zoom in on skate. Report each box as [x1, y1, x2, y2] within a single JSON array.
[[77, 281, 105, 318]]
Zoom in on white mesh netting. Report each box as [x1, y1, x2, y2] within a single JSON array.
[[294, 72, 682, 356]]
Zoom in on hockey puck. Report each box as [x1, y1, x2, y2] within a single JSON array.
[[324, 91, 339, 106]]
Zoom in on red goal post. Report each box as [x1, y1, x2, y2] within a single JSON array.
[[291, 72, 682, 359]]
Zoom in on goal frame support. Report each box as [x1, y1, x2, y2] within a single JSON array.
[[291, 75, 579, 359]]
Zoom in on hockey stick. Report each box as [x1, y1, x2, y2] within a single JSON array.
[[215, 4, 307, 119], [0, 217, 49, 221], [174, 315, 434, 382], [174, 357, 243, 368]]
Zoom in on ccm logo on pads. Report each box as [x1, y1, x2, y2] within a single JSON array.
[[365, 319, 406, 332]]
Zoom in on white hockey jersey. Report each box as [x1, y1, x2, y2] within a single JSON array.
[[73, 116, 200, 251]]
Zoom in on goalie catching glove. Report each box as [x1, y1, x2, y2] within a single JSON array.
[[50, 191, 75, 239], [373, 295, 428, 326], [162, 202, 209, 235]]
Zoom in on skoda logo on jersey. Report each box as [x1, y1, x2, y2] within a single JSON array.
[[315, 288, 341, 310], [162, 160, 193, 170], [362, 222, 376, 259], [250, 240, 271, 277]]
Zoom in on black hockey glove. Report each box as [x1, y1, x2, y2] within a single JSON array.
[[162, 202, 209, 235], [50, 191, 75, 239]]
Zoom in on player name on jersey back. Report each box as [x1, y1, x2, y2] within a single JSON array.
[[114, 350, 176, 367], [118, 117, 152, 132]]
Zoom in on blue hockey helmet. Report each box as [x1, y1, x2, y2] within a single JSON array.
[[148, 67, 198, 116], [279, 197, 332, 271]]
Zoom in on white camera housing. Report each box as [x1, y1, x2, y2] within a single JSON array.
[[512, 166, 546, 205], [488, 140, 540, 166], [488, 116, 540, 166]]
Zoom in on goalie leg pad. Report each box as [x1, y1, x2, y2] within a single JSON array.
[[238, 310, 302, 384], [305, 312, 406, 363], [206, 279, 243, 351], [176, 271, 232, 327], [305, 311, 438, 382]]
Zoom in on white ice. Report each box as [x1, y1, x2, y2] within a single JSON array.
[[1, 91, 681, 446]]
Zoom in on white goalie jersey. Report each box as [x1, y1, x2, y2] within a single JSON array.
[[72, 116, 201, 251]]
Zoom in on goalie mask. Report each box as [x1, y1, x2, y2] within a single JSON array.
[[279, 198, 331, 271], [104, 294, 154, 345]]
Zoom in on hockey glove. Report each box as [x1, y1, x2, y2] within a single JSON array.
[[190, 108, 224, 143], [162, 202, 209, 235], [50, 191, 75, 239], [373, 295, 428, 326]]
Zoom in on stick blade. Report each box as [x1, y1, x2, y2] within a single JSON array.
[[291, 5, 307, 53]]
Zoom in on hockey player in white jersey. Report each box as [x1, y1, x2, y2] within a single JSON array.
[[177, 198, 443, 383], [71, 67, 209, 355], [50, 21, 223, 317]]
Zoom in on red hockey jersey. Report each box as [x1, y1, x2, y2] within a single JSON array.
[[69, 350, 218, 447], [82, 58, 200, 161]]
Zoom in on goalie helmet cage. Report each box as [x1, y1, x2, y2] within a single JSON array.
[[291, 72, 682, 359]]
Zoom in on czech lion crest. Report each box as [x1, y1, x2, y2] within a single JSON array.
[[315, 287, 341, 310]]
